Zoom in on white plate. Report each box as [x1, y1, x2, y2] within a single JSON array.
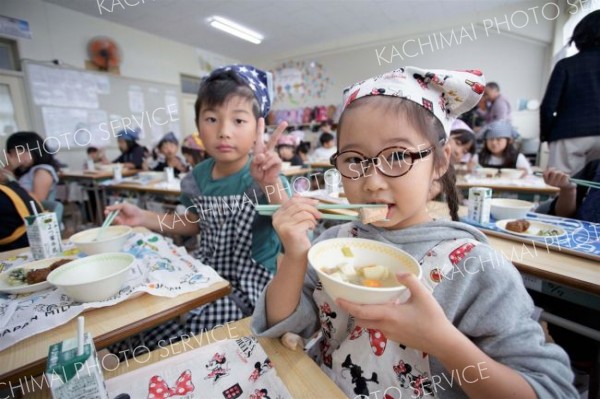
[[495, 219, 567, 239], [0, 257, 75, 294]]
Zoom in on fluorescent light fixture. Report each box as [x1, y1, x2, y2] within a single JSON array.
[[208, 16, 263, 45]]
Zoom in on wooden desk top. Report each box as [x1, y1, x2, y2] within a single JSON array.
[[456, 176, 559, 195], [308, 161, 332, 169], [26, 318, 345, 398], [0, 228, 231, 384], [426, 202, 600, 295], [282, 167, 313, 177]]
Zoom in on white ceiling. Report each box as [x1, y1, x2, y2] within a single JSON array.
[[44, 0, 535, 62]]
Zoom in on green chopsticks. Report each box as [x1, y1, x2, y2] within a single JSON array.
[[534, 171, 600, 190], [255, 203, 388, 222]]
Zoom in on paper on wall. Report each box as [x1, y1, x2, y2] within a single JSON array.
[[128, 86, 145, 114], [95, 75, 110, 95]]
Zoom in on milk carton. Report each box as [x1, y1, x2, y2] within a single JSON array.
[[25, 211, 62, 260], [468, 187, 492, 224], [46, 326, 108, 398]]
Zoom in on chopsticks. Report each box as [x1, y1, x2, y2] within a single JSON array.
[[95, 201, 121, 240], [255, 203, 386, 222], [534, 171, 600, 190]]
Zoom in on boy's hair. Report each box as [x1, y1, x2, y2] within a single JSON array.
[[319, 132, 335, 146], [6, 131, 60, 177], [479, 138, 519, 168], [485, 82, 500, 91], [181, 146, 206, 166], [296, 141, 311, 155], [450, 129, 476, 155], [194, 70, 261, 127], [338, 96, 460, 221], [570, 9, 600, 51], [87, 147, 98, 155]]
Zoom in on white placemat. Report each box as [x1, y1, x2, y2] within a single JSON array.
[[0, 233, 224, 351]]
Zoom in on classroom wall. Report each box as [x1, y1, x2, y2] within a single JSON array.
[[1, 0, 237, 167], [256, 0, 558, 120]]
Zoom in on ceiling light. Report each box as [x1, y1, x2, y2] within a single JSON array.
[[208, 16, 263, 45]]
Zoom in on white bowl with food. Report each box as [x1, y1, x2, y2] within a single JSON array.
[[308, 238, 421, 305], [499, 168, 524, 179], [490, 198, 533, 220], [47, 253, 135, 302], [0, 257, 75, 294], [69, 225, 132, 255]]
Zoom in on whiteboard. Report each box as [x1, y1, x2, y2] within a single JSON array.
[[23, 61, 182, 154]]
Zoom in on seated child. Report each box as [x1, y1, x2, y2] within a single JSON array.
[[276, 135, 303, 166], [253, 67, 577, 398], [152, 132, 189, 177], [0, 172, 43, 251], [85, 146, 109, 167], [296, 141, 311, 166], [309, 132, 337, 162], [113, 128, 145, 169], [105, 64, 291, 352], [537, 160, 600, 223], [181, 133, 207, 167], [449, 119, 477, 173], [5, 131, 61, 201], [476, 120, 532, 175]]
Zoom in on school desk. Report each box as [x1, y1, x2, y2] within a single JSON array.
[[59, 169, 138, 224], [0, 227, 231, 386], [24, 317, 345, 399], [456, 175, 559, 195]]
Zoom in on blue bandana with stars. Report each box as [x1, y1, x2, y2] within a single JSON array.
[[208, 64, 273, 118]]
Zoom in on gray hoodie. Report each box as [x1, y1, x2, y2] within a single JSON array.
[[252, 220, 578, 398]]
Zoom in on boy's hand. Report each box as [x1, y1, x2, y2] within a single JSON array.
[[336, 273, 458, 357], [251, 118, 288, 187], [104, 202, 146, 227], [544, 168, 575, 190], [272, 196, 321, 259]]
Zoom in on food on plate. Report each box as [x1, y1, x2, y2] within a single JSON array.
[[341, 246, 354, 257], [359, 206, 388, 224], [5, 259, 72, 286], [321, 262, 398, 288], [505, 219, 530, 233], [537, 229, 561, 237]]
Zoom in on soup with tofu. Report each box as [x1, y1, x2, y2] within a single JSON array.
[[321, 263, 399, 288]]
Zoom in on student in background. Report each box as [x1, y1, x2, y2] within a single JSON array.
[[295, 141, 311, 166], [449, 119, 477, 173], [152, 132, 188, 177], [537, 161, 600, 223], [85, 146, 109, 167], [0, 171, 43, 251], [181, 133, 207, 167], [276, 135, 303, 166], [4, 131, 61, 201], [309, 132, 337, 162], [113, 128, 145, 169], [105, 64, 290, 353], [477, 120, 531, 175]]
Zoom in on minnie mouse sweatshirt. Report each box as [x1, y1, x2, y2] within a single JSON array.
[[252, 220, 578, 399]]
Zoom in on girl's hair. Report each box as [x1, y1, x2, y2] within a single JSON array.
[[570, 10, 600, 51], [194, 70, 260, 126], [118, 138, 141, 153], [296, 141, 311, 156], [181, 146, 206, 166], [450, 129, 476, 155], [337, 97, 460, 221], [479, 138, 518, 168], [6, 131, 60, 177]]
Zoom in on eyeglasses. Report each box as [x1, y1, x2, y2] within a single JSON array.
[[329, 143, 439, 179]]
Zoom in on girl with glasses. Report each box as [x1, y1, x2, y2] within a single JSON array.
[[252, 67, 577, 398]]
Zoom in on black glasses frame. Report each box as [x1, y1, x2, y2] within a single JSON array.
[[330, 141, 442, 179]]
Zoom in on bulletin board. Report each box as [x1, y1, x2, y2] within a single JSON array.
[[22, 61, 182, 151]]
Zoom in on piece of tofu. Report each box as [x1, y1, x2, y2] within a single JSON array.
[[338, 262, 357, 278], [360, 265, 389, 280], [359, 206, 388, 224], [329, 271, 347, 282]]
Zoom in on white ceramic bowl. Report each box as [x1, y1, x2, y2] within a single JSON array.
[[96, 163, 120, 172], [47, 253, 134, 302], [69, 225, 132, 255], [476, 167, 499, 178], [490, 198, 533, 220], [308, 238, 421, 305], [499, 168, 524, 179]]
